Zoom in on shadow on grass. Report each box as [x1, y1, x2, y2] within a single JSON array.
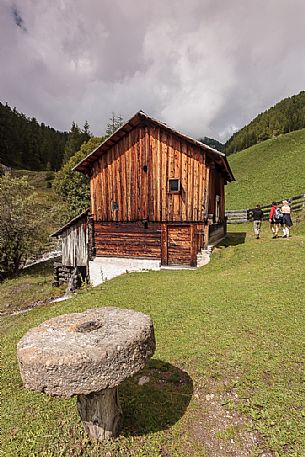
[[220, 232, 247, 247], [120, 359, 193, 436]]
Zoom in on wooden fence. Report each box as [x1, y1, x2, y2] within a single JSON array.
[[226, 193, 305, 224]]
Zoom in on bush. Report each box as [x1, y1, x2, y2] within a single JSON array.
[[53, 137, 103, 222], [0, 175, 48, 280]]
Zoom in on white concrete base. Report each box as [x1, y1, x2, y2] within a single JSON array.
[[160, 265, 197, 270], [196, 236, 227, 267], [89, 257, 161, 287], [197, 250, 211, 267]]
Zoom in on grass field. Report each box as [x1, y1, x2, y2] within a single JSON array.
[[1, 215, 305, 456], [226, 129, 305, 209], [11, 169, 59, 213], [0, 260, 65, 315]]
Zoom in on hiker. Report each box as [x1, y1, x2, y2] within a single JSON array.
[[250, 204, 264, 239], [281, 200, 293, 238], [269, 201, 282, 238]]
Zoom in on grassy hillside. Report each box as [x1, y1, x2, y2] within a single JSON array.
[[225, 91, 305, 155], [1, 218, 305, 456], [12, 169, 55, 189], [226, 129, 305, 209], [0, 261, 65, 315], [9, 169, 62, 236]]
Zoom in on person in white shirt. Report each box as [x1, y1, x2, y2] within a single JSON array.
[[281, 200, 293, 238]]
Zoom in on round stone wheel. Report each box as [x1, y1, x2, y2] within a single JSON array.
[[17, 307, 156, 440]]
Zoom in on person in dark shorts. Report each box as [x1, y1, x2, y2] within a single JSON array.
[[250, 204, 264, 239], [269, 201, 282, 238], [281, 200, 293, 238]]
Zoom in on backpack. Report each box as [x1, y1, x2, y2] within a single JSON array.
[[274, 207, 283, 221]]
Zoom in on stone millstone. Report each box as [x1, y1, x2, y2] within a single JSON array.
[[17, 307, 156, 440]]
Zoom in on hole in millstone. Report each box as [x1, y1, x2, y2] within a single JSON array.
[[76, 320, 103, 333]]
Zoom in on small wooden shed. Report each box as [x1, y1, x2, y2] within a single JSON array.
[[71, 111, 234, 268], [51, 210, 90, 286]]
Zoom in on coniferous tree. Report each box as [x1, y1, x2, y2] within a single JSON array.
[[198, 137, 224, 152], [105, 113, 124, 138], [53, 136, 103, 222], [63, 121, 92, 164], [225, 91, 305, 155], [0, 102, 67, 170]]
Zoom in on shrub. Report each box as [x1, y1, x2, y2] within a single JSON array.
[[0, 175, 47, 279]]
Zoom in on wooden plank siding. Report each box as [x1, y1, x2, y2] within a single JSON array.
[[87, 121, 229, 264], [167, 225, 192, 265], [94, 222, 161, 258], [61, 219, 88, 267], [90, 124, 209, 224]]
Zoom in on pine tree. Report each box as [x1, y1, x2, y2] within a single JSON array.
[[63, 121, 92, 164], [53, 137, 103, 221], [105, 113, 124, 138], [0, 102, 67, 170]]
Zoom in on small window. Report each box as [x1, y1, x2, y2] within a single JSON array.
[[143, 165, 148, 173], [111, 201, 118, 211], [168, 178, 181, 193]]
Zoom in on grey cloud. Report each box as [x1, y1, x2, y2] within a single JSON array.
[[0, 0, 304, 141], [11, 5, 27, 32]]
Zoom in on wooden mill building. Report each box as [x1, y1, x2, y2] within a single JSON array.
[[53, 111, 234, 286]]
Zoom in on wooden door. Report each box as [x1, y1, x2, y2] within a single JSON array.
[[162, 225, 195, 266]]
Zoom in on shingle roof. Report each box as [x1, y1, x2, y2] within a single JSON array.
[[73, 110, 235, 181]]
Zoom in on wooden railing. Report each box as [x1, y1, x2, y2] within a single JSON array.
[[226, 193, 305, 224]]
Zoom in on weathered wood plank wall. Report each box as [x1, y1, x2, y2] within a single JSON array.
[[94, 222, 161, 258], [90, 124, 209, 223], [61, 220, 88, 267]]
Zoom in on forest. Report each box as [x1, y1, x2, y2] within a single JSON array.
[[0, 102, 69, 170], [224, 91, 305, 155], [1, 92, 304, 173], [0, 104, 125, 171]]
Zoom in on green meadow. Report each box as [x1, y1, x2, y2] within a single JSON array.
[[226, 129, 305, 209], [1, 216, 305, 456], [1, 130, 305, 456]]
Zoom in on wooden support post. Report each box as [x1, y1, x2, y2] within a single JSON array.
[[161, 223, 168, 265], [88, 216, 96, 260], [190, 225, 196, 266], [77, 387, 123, 441]]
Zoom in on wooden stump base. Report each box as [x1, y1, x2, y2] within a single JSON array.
[[77, 387, 123, 440]]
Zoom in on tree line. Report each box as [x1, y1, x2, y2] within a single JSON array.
[[224, 91, 305, 155], [0, 112, 124, 279], [0, 102, 68, 170], [0, 103, 125, 171]]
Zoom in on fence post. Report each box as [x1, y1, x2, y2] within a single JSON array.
[[226, 192, 305, 223]]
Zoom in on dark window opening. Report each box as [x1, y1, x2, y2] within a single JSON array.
[[143, 165, 148, 173], [168, 178, 181, 193], [144, 221, 149, 229], [112, 201, 118, 211]]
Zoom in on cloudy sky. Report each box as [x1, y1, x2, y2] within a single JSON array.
[[1, 0, 304, 141]]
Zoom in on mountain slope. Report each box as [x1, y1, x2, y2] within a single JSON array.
[[225, 129, 305, 209], [225, 91, 305, 155], [0, 102, 67, 170]]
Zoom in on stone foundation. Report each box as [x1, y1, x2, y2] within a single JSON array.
[[89, 257, 161, 287], [53, 263, 87, 287]]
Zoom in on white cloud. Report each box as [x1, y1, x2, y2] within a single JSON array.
[[0, 0, 304, 140]]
